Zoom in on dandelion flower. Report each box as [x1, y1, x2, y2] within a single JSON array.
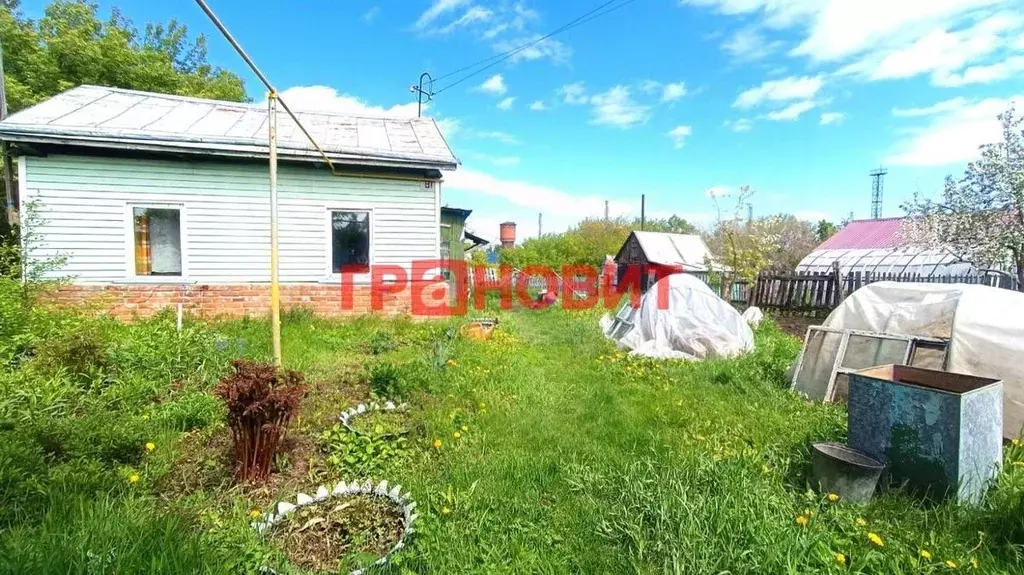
[[856, 517, 867, 527], [920, 549, 932, 560], [447, 359, 458, 366], [461, 425, 468, 432], [970, 558, 979, 569], [827, 493, 841, 502], [433, 439, 442, 449], [453, 432, 462, 439], [834, 552, 847, 565], [249, 509, 261, 519], [945, 560, 957, 568], [1013, 438, 1021, 446], [441, 507, 450, 514], [145, 442, 156, 452], [128, 473, 140, 484], [867, 532, 884, 547], [795, 515, 809, 527]]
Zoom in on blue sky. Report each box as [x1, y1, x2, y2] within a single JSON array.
[[22, 0, 1024, 240]]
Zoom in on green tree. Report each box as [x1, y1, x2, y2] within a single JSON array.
[[815, 219, 838, 243], [1, 0, 247, 113]]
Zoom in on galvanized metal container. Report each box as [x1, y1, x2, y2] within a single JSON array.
[[848, 364, 1002, 504], [811, 442, 885, 504]]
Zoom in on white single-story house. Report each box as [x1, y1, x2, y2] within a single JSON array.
[[0, 85, 459, 317]]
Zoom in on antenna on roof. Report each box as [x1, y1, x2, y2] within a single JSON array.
[[410, 72, 434, 118], [870, 167, 887, 219]]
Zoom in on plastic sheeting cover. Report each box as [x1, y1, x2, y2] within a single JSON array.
[[823, 281, 1024, 438], [602, 273, 755, 360]]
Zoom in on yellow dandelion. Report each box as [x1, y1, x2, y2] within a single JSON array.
[[827, 493, 841, 502], [461, 425, 468, 432], [945, 560, 957, 568], [834, 552, 847, 565], [1013, 438, 1021, 446], [447, 359, 458, 366], [856, 517, 867, 527], [433, 439, 442, 449], [144, 442, 156, 452], [795, 515, 809, 527], [128, 473, 140, 484], [920, 549, 932, 560], [453, 432, 462, 439], [249, 509, 261, 519], [970, 558, 979, 569], [867, 532, 884, 547], [441, 506, 451, 515]]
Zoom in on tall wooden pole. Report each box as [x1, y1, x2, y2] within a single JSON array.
[[268, 93, 282, 365]]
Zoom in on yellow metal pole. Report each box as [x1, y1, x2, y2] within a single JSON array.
[[268, 92, 282, 365]]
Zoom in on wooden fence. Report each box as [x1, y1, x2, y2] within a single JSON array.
[[728, 270, 1019, 316]]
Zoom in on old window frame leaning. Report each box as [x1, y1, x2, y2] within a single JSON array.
[[125, 203, 187, 281], [791, 326, 949, 402]]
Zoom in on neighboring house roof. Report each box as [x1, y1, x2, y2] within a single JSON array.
[[441, 206, 473, 219], [818, 217, 904, 250], [463, 229, 490, 248], [618, 231, 714, 269], [0, 85, 458, 171]]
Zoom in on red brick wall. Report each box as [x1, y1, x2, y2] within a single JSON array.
[[45, 282, 451, 320]]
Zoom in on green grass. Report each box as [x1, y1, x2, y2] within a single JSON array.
[[3, 300, 1024, 573]]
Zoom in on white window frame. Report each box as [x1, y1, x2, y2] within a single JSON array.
[[123, 202, 188, 283], [324, 206, 374, 283]]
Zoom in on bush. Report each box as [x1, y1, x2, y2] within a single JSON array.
[[369, 362, 402, 398], [368, 330, 397, 355], [214, 360, 306, 483]]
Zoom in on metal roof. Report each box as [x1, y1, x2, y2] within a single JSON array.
[[0, 85, 458, 170], [630, 231, 714, 269], [818, 217, 904, 250]]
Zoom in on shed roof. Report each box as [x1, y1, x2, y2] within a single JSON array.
[[818, 217, 904, 250], [0, 85, 458, 170], [618, 231, 714, 269]]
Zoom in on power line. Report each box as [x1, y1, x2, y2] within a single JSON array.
[[431, 0, 640, 95]]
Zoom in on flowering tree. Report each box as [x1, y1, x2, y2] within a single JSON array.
[[902, 106, 1024, 286], [706, 186, 781, 283]]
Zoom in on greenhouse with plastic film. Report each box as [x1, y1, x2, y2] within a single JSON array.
[[796, 218, 1013, 286]]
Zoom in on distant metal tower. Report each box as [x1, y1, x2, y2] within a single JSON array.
[[870, 167, 887, 219]]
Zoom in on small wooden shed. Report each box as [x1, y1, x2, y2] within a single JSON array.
[[615, 231, 715, 291]]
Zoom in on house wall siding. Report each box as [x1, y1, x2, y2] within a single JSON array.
[[21, 154, 441, 284]]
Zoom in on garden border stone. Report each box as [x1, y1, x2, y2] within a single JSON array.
[[339, 401, 410, 438], [253, 479, 418, 575]]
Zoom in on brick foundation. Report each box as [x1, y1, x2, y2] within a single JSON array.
[[46, 282, 452, 320]]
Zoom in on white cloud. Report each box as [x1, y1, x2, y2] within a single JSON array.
[[892, 97, 968, 116], [477, 74, 508, 95], [661, 82, 688, 102], [820, 111, 846, 125], [559, 82, 588, 104], [463, 151, 521, 166], [589, 86, 650, 128], [444, 168, 633, 218], [725, 118, 754, 132], [640, 80, 662, 94], [414, 0, 469, 30], [465, 129, 520, 144], [764, 100, 817, 121], [886, 94, 1024, 166], [363, 6, 379, 22], [667, 125, 693, 148], [497, 96, 516, 110], [271, 85, 419, 117], [493, 36, 571, 63], [435, 117, 461, 137], [734, 75, 824, 108], [529, 100, 547, 111], [689, 0, 1024, 88], [437, 5, 494, 34], [933, 55, 1024, 87], [721, 26, 785, 60]]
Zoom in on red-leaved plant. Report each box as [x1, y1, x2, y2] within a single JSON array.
[[215, 360, 307, 483]]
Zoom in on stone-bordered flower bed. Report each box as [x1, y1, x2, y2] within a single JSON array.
[[340, 402, 410, 438], [254, 480, 418, 575]]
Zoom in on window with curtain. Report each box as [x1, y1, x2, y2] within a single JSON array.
[[331, 210, 370, 273], [133, 207, 182, 276]]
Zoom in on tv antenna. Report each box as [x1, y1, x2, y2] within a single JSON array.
[[410, 72, 434, 118]]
